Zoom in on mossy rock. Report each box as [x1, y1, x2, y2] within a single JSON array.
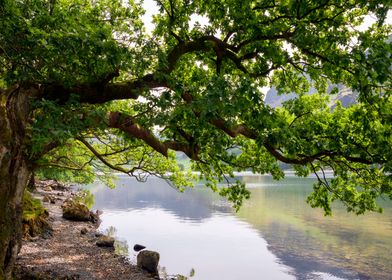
[[22, 191, 51, 238], [62, 199, 91, 221]]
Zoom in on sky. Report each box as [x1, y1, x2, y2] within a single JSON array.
[[141, 0, 392, 33]]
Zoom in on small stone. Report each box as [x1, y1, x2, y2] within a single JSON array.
[[80, 228, 88, 235], [43, 194, 57, 204], [90, 211, 100, 224], [133, 244, 146, 252], [41, 228, 53, 239], [28, 236, 39, 242], [137, 250, 160, 276], [96, 235, 115, 247]]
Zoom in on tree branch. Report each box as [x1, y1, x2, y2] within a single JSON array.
[[179, 92, 378, 165], [40, 74, 168, 104], [107, 112, 200, 160], [77, 137, 133, 174]]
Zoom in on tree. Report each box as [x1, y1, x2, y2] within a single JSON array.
[[1, 0, 391, 278]]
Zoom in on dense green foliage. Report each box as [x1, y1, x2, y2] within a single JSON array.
[[1, 0, 391, 214]]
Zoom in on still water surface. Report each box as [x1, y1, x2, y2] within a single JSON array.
[[86, 175, 392, 280]]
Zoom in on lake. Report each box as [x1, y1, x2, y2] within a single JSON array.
[[85, 175, 392, 280]]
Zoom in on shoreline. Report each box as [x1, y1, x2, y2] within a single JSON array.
[[14, 182, 156, 280]]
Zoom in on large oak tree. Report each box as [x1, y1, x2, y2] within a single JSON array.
[[1, 0, 391, 278]]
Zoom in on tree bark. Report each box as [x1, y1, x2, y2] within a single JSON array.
[[0, 86, 33, 280]]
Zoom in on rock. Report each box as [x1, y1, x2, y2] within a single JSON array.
[[22, 192, 52, 239], [28, 236, 40, 242], [90, 210, 101, 224], [41, 228, 53, 239], [133, 244, 146, 252], [80, 228, 88, 235], [50, 182, 69, 191], [43, 195, 56, 204], [96, 235, 115, 247], [137, 250, 160, 276], [35, 179, 69, 191], [62, 199, 91, 221]]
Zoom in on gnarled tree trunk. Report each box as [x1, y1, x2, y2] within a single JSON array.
[[0, 86, 33, 280]]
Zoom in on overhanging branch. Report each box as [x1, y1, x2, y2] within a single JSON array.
[[107, 112, 200, 160], [40, 73, 168, 104], [180, 92, 378, 165]]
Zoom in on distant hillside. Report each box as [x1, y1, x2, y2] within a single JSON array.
[[264, 84, 358, 108]]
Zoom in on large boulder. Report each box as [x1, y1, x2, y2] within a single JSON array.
[[62, 199, 101, 223], [137, 250, 160, 276], [62, 199, 91, 221]]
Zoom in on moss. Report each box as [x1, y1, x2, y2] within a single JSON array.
[[22, 192, 50, 238]]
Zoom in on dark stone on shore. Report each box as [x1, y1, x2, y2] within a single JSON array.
[[96, 235, 115, 247], [133, 244, 146, 252], [90, 210, 101, 224], [81, 228, 88, 235], [137, 250, 160, 276]]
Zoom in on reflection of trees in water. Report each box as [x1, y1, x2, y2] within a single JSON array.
[[237, 181, 392, 280], [265, 226, 365, 280], [88, 176, 392, 279], [261, 215, 392, 279], [90, 177, 232, 222]]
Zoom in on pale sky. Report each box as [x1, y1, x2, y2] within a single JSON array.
[[141, 0, 392, 33]]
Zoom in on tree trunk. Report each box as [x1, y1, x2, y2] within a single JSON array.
[[0, 86, 33, 280]]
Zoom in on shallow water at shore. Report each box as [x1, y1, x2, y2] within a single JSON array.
[[86, 175, 392, 280]]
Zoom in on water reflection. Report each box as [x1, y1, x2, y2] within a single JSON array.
[[237, 176, 392, 280], [90, 176, 233, 221], [86, 175, 392, 280]]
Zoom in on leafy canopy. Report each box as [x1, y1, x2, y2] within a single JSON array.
[[1, 0, 391, 214]]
